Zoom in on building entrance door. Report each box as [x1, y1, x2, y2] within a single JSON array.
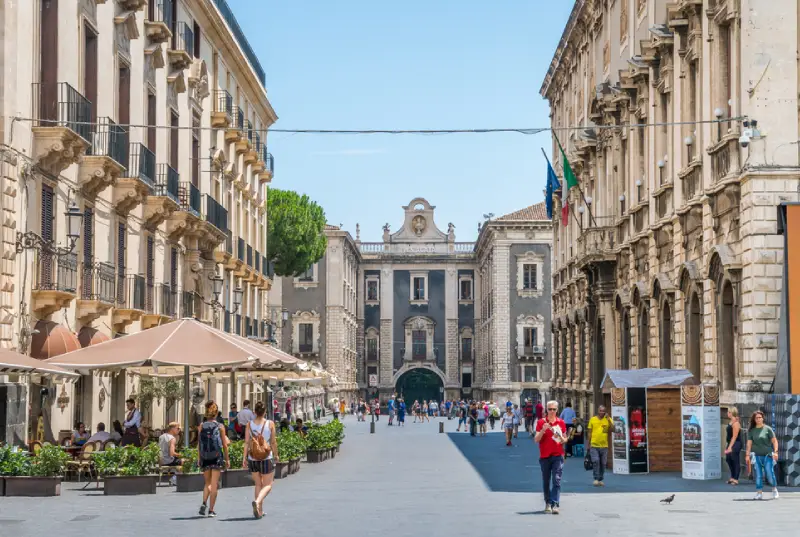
[[395, 368, 443, 406]]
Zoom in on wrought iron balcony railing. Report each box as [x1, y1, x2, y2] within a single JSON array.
[[116, 274, 146, 310], [149, 0, 174, 28], [237, 237, 245, 262], [123, 143, 156, 187], [171, 21, 194, 56], [155, 164, 180, 202], [262, 148, 274, 174], [225, 229, 233, 255], [236, 107, 244, 131], [34, 251, 78, 294], [158, 283, 178, 318], [254, 250, 261, 272], [246, 244, 253, 267], [182, 290, 201, 319], [178, 181, 201, 216], [81, 261, 116, 303], [214, 89, 233, 118], [203, 194, 228, 233], [31, 82, 92, 142], [87, 117, 129, 169]]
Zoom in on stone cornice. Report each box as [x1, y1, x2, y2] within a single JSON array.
[[540, 0, 592, 99]]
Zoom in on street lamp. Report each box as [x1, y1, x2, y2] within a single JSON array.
[[16, 200, 83, 256], [200, 270, 241, 327]]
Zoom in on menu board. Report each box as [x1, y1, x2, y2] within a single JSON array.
[[681, 385, 722, 480]]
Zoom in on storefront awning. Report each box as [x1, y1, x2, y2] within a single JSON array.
[[0, 348, 78, 377], [29, 320, 80, 360]]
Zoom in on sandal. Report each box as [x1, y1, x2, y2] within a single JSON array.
[[252, 501, 259, 519]]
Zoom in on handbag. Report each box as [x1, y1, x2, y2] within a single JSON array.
[[584, 451, 593, 471]]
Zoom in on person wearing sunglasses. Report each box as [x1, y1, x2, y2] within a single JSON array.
[[534, 400, 567, 514]]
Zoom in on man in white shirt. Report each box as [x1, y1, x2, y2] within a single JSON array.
[[237, 399, 256, 427], [86, 422, 111, 444], [121, 398, 142, 446]]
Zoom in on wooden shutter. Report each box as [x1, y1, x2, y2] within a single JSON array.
[[83, 208, 94, 264], [170, 247, 178, 287], [146, 236, 154, 285], [193, 21, 201, 59], [117, 222, 126, 274], [41, 185, 54, 242], [170, 112, 179, 168], [84, 23, 98, 122], [191, 113, 200, 187], [147, 93, 157, 153], [40, 0, 59, 123]]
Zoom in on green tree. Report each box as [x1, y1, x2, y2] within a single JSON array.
[[267, 188, 327, 277]]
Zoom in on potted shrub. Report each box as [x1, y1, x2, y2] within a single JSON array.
[[222, 440, 251, 488], [174, 447, 206, 493], [276, 431, 306, 477], [330, 419, 345, 453], [305, 425, 330, 463], [95, 444, 159, 495], [4, 444, 68, 497]]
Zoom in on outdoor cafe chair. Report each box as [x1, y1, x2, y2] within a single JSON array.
[[66, 441, 99, 484]]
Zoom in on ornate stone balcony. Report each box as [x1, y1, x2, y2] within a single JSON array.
[[225, 107, 245, 143], [76, 261, 116, 323], [144, 0, 173, 44], [211, 90, 233, 128], [31, 252, 78, 317], [144, 164, 180, 228], [79, 117, 127, 199], [167, 21, 193, 71], [31, 82, 91, 175], [677, 161, 703, 213], [113, 143, 155, 215], [165, 182, 203, 240], [707, 132, 741, 193], [112, 274, 146, 332], [575, 218, 617, 267]]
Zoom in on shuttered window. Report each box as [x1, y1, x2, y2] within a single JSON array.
[[41, 184, 54, 241], [83, 208, 94, 264], [170, 247, 178, 287], [117, 222, 126, 275], [146, 236, 154, 285]]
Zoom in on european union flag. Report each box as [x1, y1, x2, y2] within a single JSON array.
[[544, 151, 561, 219]]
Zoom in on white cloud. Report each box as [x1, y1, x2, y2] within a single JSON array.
[[311, 149, 387, 156]]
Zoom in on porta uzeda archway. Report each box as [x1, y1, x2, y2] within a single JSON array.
[[395, 367, 444, 404]]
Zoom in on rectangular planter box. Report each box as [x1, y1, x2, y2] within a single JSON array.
[[4, 476, 61, 497], [103, 475, 157, 496], [0, 477, 4, 496], [329, 448, 336, 459], [306, 450, 327, 463], [274, 462, 289, 480], [289, 459, 300, 474], [222, 469, 252, 488], [175, 473, 205, 493]]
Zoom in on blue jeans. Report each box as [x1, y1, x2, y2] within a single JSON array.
[[753, 455, 777, 490], [539, 455, 564, 506]]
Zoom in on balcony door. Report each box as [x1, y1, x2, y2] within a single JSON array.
[[40, 0, 59, 122]]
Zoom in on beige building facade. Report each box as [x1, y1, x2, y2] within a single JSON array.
[[542, 0, 800, 417], [0, 0, 276, 444]]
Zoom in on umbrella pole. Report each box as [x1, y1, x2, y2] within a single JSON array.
[[183, 366, 190, 449], [230, 371, 236, 404]]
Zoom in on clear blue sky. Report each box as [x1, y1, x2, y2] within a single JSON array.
[[232, 1, 574, 242]]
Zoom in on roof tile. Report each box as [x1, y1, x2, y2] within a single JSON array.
[[495, 202, 549, 222]]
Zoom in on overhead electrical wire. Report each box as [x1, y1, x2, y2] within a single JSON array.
[[6, 115, 745, 137]]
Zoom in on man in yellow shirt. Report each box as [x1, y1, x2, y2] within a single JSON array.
[[587, 406, 613, 486]]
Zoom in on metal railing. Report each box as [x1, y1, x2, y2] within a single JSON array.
[[81, 261, 116, 303], [245, 120, 253, 144], [263, 256, 270, 276], [246, 244, 253, 267], [236, 107, 244, 131], [155, 164, 180, 202], [178, 182, 201, 216], [145, 281, 156, 314], [32, 82, 92, 142], [223, 310, 232, 333], [33, 251, 77, 294], [150, 0, 173, 28], [211, 0, 267, 87], [158, 283, 178, 318], [171, 21, 194, 56], [254, 250, 261, 272], [88, 117, 129, 169], [116, 274, 146, 310], [213, 89, 233, 120], [237, 238, 245, 262], [263, 149, 274, 174], [203, 194, 228, 233], [299, 342, 313, 354], [182, 290, 200, 319], [225, 229, 233, 255], [253, 133, 262, 154], [124, 143, 156, 187]]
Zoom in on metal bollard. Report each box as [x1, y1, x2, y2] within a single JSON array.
[[370, 421, 375, 434], [439, 421, 444, 433]]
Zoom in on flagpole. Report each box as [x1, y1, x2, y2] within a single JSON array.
[[552, 133, 597, 229], [542, 147, 582, 232]]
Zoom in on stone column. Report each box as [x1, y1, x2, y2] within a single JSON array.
[[445, 265, 459, 386], [491, 243, 512, 391], [379, 266, 394, 389]]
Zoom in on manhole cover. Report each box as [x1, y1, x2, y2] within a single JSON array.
[[668, 510, 707, 514], [71, 515, 99, 522], [596, 513, 620, 519]]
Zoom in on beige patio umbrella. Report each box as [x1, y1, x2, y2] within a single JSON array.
[[46, 319, 265, 446], [0, 348, 78, 378]]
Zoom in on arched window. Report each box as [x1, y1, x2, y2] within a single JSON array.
[[660, 302, 673, 369], [687, 292, 703, 379], [638, 306, 649, 368]]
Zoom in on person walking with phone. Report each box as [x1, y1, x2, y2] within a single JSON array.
[[243, 401, 279, 519], [587, 406, 612, 486], [198, 402, 230, 518], [534, 400, 567, 514], [745, 410, 780, 500]]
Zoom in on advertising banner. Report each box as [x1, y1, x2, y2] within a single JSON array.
[[611, 388, 629, 474], [627, 387, 649, 474], [681, 385, 722, 480]]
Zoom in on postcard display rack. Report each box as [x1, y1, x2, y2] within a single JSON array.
[[680, 385, 722, 480]]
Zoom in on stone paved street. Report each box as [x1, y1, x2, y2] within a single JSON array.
[[2, 417, 798, 536]]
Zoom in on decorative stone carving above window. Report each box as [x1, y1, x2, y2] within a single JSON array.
[[516, 314, 546, 358], [188, 59, 210, 108], [365, 275, 380, 305], [458, 274, 473, 304], [516, 251, 545, 298], [293, 263, 318, 289], [403, 316, 435, 361]]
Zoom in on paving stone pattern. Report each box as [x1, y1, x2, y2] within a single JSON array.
[[2, 417, 798, 536]]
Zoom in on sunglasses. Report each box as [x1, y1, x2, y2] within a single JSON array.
[[547, 408, 557, 411]]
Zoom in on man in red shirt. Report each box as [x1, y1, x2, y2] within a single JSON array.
[[535, 400, 544, 420], [524, 399, 534, 433], [534, 400, 567, 514]]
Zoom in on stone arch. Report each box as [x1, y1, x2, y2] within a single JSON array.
[[686, 290, 703, 380], [706, 244, 741, 284], [404, 197, 433, 211], [650, 272, 676, 299], [391, 362, 448, 387], [677, 261, 701, 297]]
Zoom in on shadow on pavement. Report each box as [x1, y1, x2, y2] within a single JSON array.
[[446, 430, 741, 495]]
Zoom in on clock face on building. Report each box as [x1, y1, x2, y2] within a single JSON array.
[[411, 215, 427, 236]]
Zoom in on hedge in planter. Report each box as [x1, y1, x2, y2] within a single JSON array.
[[222, 441, 251, 488], [2, 444, 69, 497], [94, 444, 160, 496], [305, 424, 336, 463]]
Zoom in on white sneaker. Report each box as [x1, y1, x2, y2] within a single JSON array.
[[773, 489, 780, 500], [593, 480, 600, 486], [755, 491, 763, 500], [544, 505, 552, 513], [169, 475, 177, 486]]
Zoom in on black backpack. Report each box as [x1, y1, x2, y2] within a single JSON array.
[[199, 421, 222, 462]]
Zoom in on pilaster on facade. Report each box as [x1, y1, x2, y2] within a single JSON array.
[[379, 319, 393, 388], [491, 244, 511, 386]]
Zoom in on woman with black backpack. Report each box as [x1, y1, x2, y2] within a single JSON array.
[[198, 401, 230, 518], [243, 401, 279, 519]]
